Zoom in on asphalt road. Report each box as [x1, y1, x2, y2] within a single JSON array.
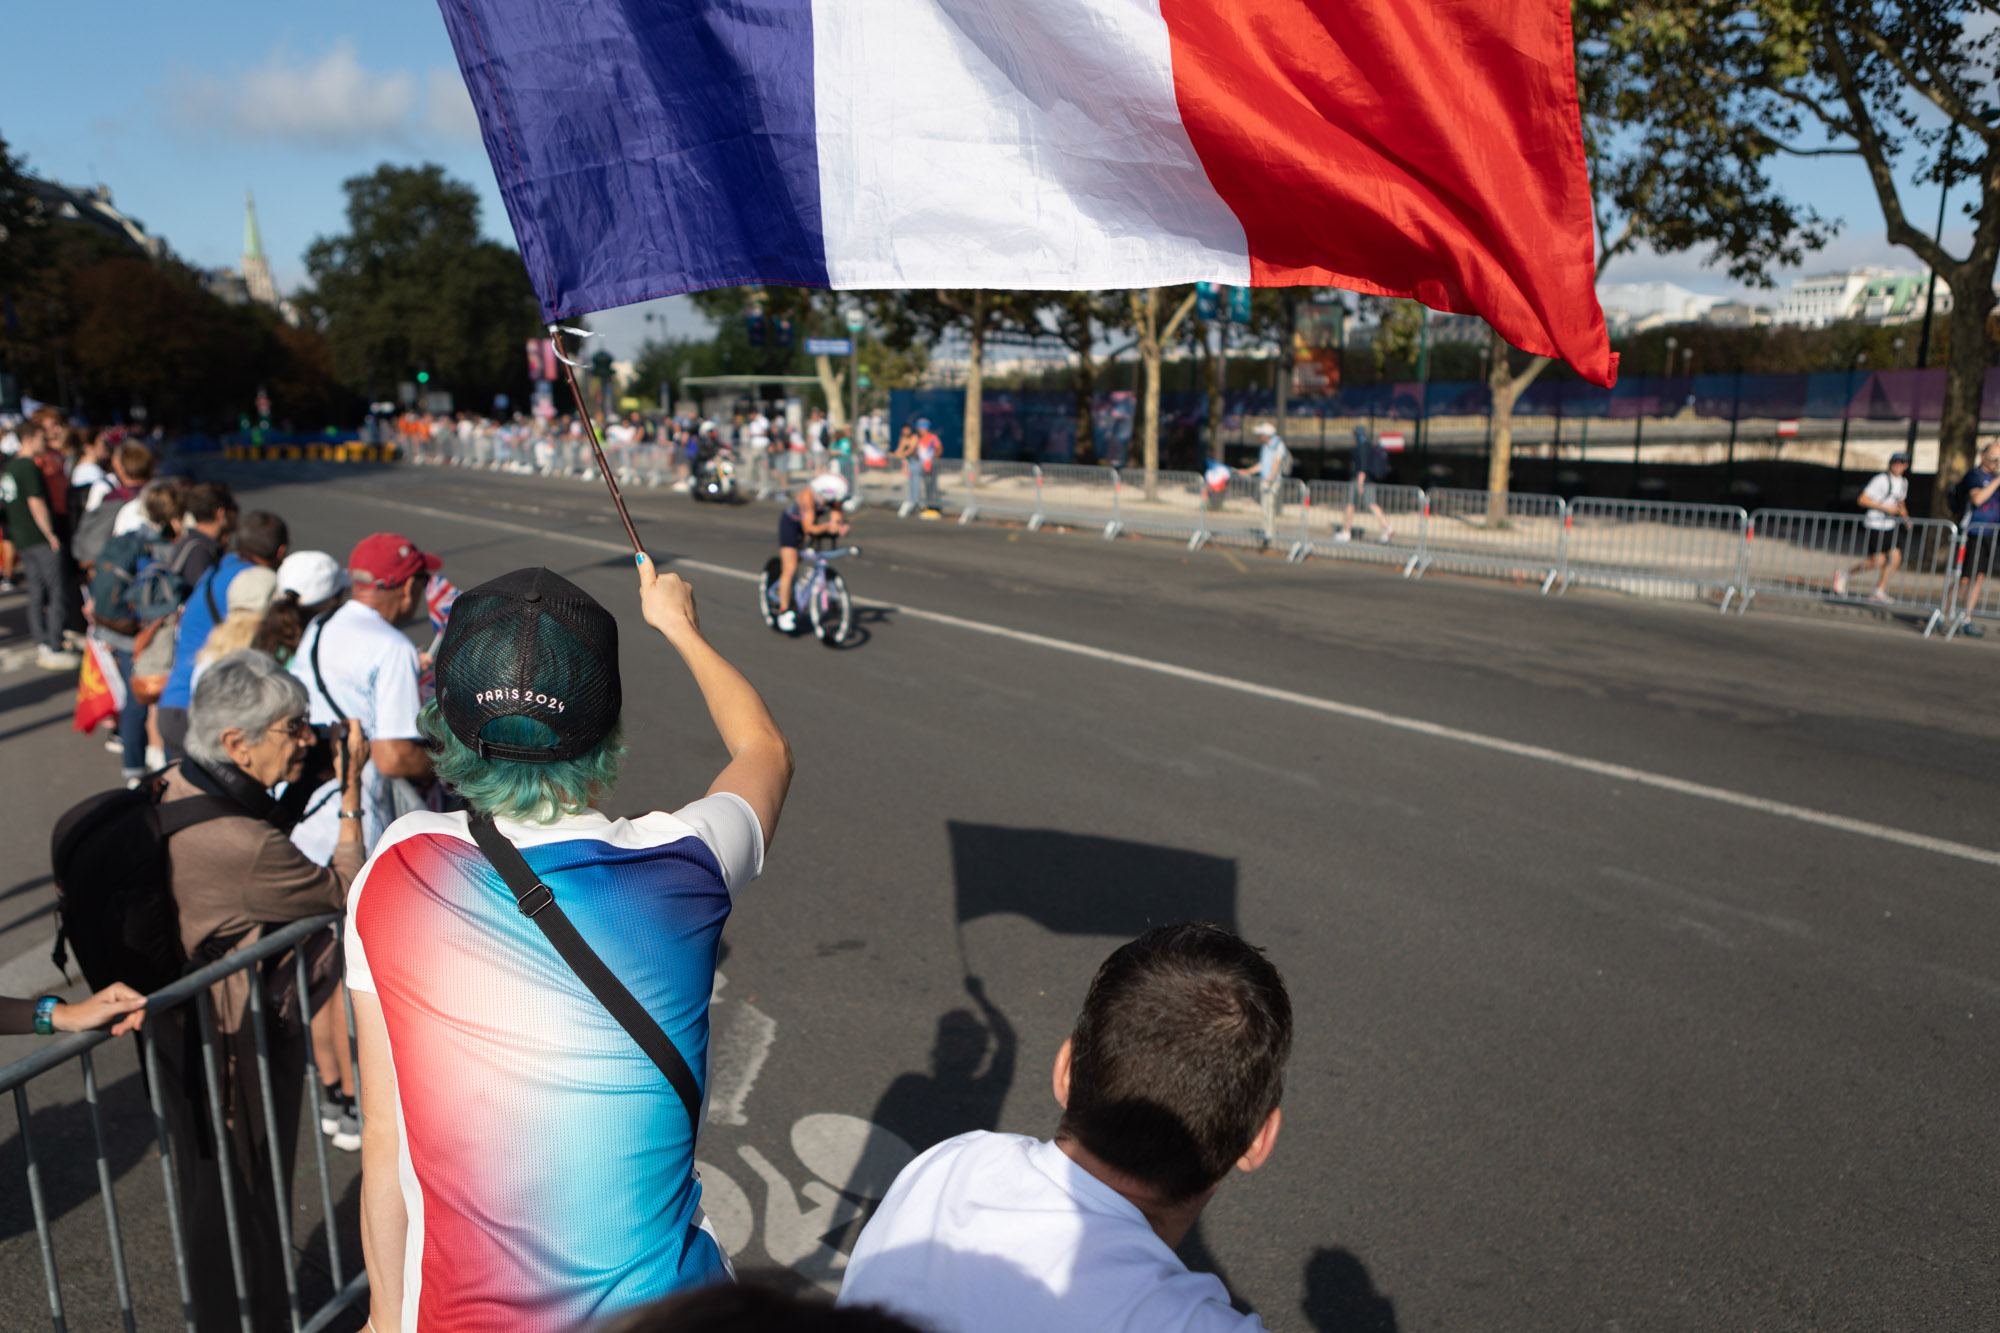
[[3, 460, 1995, 1331]]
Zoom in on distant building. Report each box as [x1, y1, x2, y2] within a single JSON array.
[[23, 178, 165, 259], [1595, 282, 1723, 333], [241, 190, 278, 308], [1772, 267, 1907, 327], [1853, 272, 1949, 324], [1702, 301, 1773, 329], [204, 268, 251, 306]]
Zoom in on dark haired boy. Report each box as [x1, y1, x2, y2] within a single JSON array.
[[840, 923, 1291, 1332]]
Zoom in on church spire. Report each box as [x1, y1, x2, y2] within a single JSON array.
[[242, 189, 277, 307]]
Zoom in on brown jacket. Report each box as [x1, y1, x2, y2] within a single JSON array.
[[162, 765, 363, 1037]]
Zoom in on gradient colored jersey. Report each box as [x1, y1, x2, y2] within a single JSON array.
[[346, 798, 764, 1332]]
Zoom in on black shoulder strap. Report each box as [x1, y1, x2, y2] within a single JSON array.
[[157, 794, 239, 836], [465, 817, 703, 1126], [307, 609, 349, 725], [201, 568, 223, 623]]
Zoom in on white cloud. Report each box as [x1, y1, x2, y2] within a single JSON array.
[[165, 41, 478, 150]]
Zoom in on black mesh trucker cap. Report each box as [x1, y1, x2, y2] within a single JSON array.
[[432, 568, 620, 763]]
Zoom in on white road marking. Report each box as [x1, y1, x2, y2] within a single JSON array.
[[707, 999, 777, 1128], [356, 494, 2000, 870]]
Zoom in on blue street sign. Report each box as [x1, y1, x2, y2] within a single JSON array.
[[805, 337, 854, 356]]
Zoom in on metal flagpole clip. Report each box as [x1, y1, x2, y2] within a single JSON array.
[[546, 323, 596, 368]]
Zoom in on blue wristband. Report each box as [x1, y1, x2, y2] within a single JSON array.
[[33, 996, 59, 1036]]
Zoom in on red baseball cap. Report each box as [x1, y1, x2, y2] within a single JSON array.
[[349, 533, 441, 587]]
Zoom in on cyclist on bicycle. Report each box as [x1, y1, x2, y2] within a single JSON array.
[[774, 473, 851, 631]]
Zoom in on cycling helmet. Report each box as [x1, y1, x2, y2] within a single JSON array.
[[809, 473, 851, 502]]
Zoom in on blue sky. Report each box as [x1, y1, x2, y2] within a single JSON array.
[[0, 1, 1971, 354]]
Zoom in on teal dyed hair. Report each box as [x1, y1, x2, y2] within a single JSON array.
[[418, 700, 625, 824]]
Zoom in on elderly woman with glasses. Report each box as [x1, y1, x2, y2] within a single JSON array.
[[154, 648, 369, 1332]]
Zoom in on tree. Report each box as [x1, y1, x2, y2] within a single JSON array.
[[1480, 0, 1837, 507], [874, 291, 1039, 469], [1046, 293, 1113, 464], [1572, 0, 1991, 513], [303, 164, 543, 415], [1127, 287, 1199, 498]]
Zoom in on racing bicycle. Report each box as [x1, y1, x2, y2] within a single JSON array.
[[760, 537, 861, 646]]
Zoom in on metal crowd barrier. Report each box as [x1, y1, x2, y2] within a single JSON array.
[[1737, 510, 1961, 635], [1561, 498, 1751, 606], [1411, 488, 1570, 593], [4, 913, 367, 1333], [1032, 463, 1128, 538], [956, 461, 1044, 526], [1945, 525, 1999, 639], [1294, 481, 1426, 572], [1187, 476, 1308, 552]]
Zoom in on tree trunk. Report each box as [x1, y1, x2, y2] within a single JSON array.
[[1932, 273, 1994, 515], [1206, 320, 1225, 461], [1073, 298, 1097, 464], [1139, 290, 1162, 500], [963, 289, 986, 474], [813, 352, 847, 431], [1486, 326, 1551, 522]]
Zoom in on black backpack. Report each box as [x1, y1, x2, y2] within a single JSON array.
[[50, 779, 235, 994]]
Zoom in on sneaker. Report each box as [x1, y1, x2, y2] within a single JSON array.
[[62, 630, 86, 651], [1964, 620, 1986, 638], [1832, 570, 1849, 596], [1869, 587, 1893, 605], [1334, 529, 1353, 543], [0, 578, 15, 593], [321, 1088, 361, 1152], [104, 739, 124, 754], [1379, 527, 1395, 544], [776, 609, 797, 632], [145, 745, 166, 770], [319, 1085, 349, 1136], [919, 508, 943, 520], [35, 648, 80, 670]]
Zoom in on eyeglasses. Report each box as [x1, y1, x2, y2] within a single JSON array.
[[263, 716, 313, 741]]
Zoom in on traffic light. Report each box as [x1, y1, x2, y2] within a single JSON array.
[[416, 370, 431, 384], [747, 311, 766, 346], [776, 317, 794, 349]]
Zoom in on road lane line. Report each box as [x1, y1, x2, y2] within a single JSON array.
[[357, 493, 2000, 869]]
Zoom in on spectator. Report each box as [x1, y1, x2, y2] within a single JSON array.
[[288, 533, 437, 864], [156, 650, 367, 1332], [350, 558, 791, 1333], [2, 415, 80, 668], [256, 550, 349, 665], [839, 923, 1292, 1333], [71, 440, 155, 569], [0, 983, 148, 1037], [67, 427, 112, 507], [87, 482, 187, 782], [191, 565, 281, 684], [602, 1284, 922, 1333], [157, 504, 287, 761], [1834, 450, 1912, 602], [1339, 425, 1395, 544], [1236, 422, 1292, 547], [171, 481, 240, 589], [1953, 440, 2000, 637]]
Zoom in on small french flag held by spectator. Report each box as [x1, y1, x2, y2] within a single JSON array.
[[435, 0, 1616, 385], [1204, 459, 1233, 493]]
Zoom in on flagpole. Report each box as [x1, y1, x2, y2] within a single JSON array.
[[549, 323, 646, 555]]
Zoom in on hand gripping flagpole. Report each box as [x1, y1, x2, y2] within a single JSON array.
[[548, 323, 646, 555]]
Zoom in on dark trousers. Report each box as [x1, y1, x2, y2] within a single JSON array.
[[20, 545, 69, 651], [154, 1004, 306, 1333], [111, 646, 148, 772], [158, 706, 189, 762]]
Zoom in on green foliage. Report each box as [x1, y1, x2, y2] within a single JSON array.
[[302, 164, 543, 413]]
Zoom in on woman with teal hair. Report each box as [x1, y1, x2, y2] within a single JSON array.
[[347, 558, 793, 1331]]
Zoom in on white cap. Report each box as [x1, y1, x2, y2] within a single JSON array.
[[1255, 422, 1277, 436], [277, 550, 348, 605], [810, 473, 851, 501]]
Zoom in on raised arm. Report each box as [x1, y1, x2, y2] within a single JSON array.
[[635, 553, 794, 848]]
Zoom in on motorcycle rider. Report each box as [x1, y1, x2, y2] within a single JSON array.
[[774, 474, 851, 632]]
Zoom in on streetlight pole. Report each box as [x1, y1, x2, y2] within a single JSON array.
[[844, 306, 865, 443], [1635, 335, 1674, 497], [1833, 350, 1866, 507]]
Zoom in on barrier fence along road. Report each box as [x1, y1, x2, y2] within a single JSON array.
[[4, 914, 367, 1333], [403, 447, 1988, 633]]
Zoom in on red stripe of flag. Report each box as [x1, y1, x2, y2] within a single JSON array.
[[1160, 0, 1615, 386]]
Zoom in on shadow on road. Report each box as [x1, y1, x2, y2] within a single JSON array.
[[948, 822, 1238, 938], [1302, 1245, 1399, 1332], [0, 1053, 154, 1245], [869, 975, 1016, 1155], [0, 670, 83, 716]]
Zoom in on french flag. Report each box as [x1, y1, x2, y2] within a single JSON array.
[[439, 0, 1614, 384]]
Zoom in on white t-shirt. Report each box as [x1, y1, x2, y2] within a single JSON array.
[[289, 599, 425, 862], [1860, 471, 1907, 531], [839, 1132, 1263, 1333]]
